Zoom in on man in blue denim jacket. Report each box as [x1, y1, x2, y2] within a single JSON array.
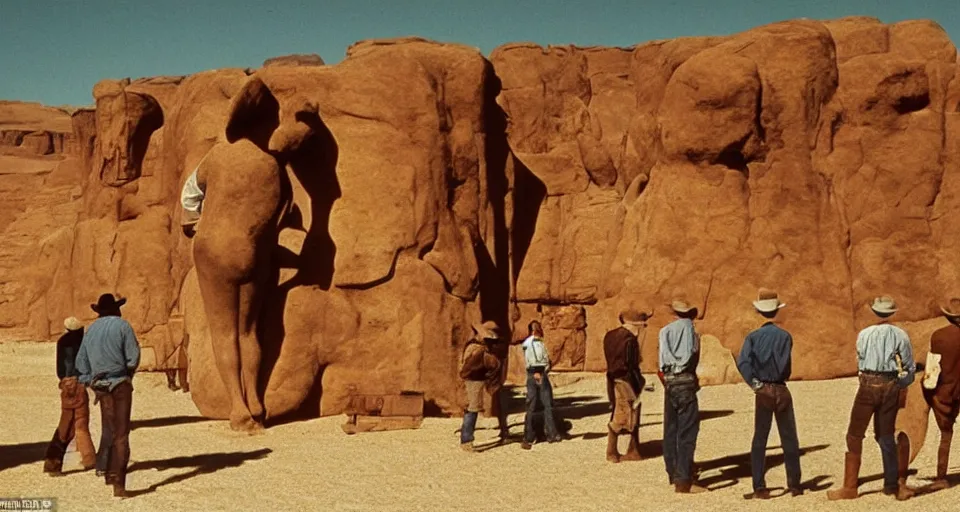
[[76, 293, 140, 498]]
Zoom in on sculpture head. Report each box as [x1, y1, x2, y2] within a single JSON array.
[[225, 76, 321, 157], [92, 80, 164, 186]]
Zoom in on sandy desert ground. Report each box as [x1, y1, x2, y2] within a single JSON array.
[[2, 341, 959, 511]]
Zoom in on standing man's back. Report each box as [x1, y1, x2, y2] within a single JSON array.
[[80, 316, 140, 390], [76, 293, 140, 498], [737, 289, 802, 499], [658, 299, 705, 493]]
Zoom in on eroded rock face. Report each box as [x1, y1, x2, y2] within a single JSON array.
[[88, 40, 511, 419], [493, 17, 960, 383], [1, 18, 957, 425]]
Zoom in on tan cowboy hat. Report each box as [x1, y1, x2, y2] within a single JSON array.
[[619, 308, 652, 325], [63, 317, 83, 332], [670, 299, 696, 314], [870, 295, 898, 315], [753, 288, 786, 313], [941, 297, 960, 319], [472, 320, 499, 340]]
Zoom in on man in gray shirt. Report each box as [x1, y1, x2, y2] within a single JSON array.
[[658, 299, 705, 493], [76, 293, 140, 498], [828, 296, 916, 502]]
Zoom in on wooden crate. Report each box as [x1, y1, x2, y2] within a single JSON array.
[[341, 415, 424, 434], [343, 393, 424, 417]]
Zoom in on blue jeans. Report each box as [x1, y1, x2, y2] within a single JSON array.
[[461, 411, 478, 444], [663, 379, 699, 484], [751, 384, 801, 491], [524, 370, 559, 443]]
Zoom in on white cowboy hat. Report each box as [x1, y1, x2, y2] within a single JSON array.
[[940, 297, 960, 319], [753, 288, 786, 313], [870, 296, 898, 315], [472, 320, 499, 340], [63, 317, 83, 332], [670, 299, 696, 314]]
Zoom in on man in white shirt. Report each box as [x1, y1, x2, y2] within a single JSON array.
[[180, 166, 205, 238], [520, 320, 561, 449], [828, 296, 916, 501]]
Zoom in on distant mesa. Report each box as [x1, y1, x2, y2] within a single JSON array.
[[262, 53, 326, 67]]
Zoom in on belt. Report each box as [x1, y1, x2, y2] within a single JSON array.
[[663, 372, 697, 384], [760, 381, 787, 386], [860, 370, 898, 379]]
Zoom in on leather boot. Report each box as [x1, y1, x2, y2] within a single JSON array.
[[930, 431, 952, 491], [674, 481, 708, 494], [621, 428, 642, 461], [42, 459, 63, 476], [827, 451, 861, 500], [606, 429, 620, 463], [112, 473, 128, 498], [894, 432, 916, 500]]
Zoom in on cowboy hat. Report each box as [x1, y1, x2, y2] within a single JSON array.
[[753, 288, 786, 313], [619, 308, 652, 325], [63, 317, 83, 332], [91, 293, 127, 314], [870, 295, 898, 315], [941, 297, 960, 319], [670, 299, 696, 314], [472, 320, 499, 340]]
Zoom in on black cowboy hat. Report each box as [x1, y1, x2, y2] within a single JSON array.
[[91, 293, 127, 313]]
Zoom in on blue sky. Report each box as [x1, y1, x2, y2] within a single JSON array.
[[1, 0, 957, 106]]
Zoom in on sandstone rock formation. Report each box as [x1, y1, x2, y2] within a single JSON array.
[[0, 18, 957, 432], [492, 17, 960, 382]]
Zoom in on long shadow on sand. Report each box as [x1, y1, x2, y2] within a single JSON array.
[[0, 415, 216, 473], [126, 448, 272, 497], [695, 444, 831, 491], [0, 441, 48, 472], [131, 415, 213, 430]]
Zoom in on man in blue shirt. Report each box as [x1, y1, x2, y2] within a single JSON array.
[[658, 299, 705, 493], [828, 296, 916, 502], [737, 289, 802, 499], [76, 293, 140, 498]]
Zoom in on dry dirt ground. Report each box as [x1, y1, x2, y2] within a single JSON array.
[[2, 341, 959, 511]]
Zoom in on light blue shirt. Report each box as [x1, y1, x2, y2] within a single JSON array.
[[521, 336, 551, 370], [76, 316, 141, 391], [856, 323, 916, 388], [659, 318, 700, 374]]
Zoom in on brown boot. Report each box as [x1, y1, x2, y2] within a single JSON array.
[[112, 472, 128, 498], [743, 489, 772, 500], [620, 428, 642, 461], [675, 481, 708, 494], [605, 429, 621, 463], [930, 431, 952, 491], [42, 459, 63, 476], [894, 432, 916, 500], [827, 451, 861, 500]]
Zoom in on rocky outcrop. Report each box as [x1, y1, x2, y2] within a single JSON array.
[[492, 17, 960, 381], [0, 101, 89, 339], [0, 18, 957, 421]]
